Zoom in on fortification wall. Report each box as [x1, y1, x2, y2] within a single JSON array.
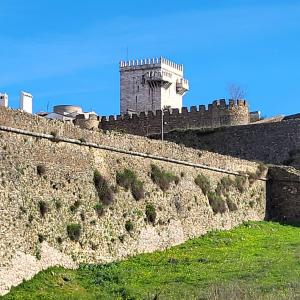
[[100, 99, 249, 136], [267, 166, 300, 223], [0, 106, 252, 171], [0, 108, 266, 295], [159, 119, 300, 169]]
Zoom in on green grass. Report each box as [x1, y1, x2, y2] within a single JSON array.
[[3, 221, 300, 299]]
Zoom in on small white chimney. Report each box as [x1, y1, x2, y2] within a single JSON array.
[[0, 93, 8, 107], [20, 91, 33, 114]]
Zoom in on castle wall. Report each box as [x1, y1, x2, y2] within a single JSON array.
[[0, 107, 266, 295], [101, 99, 250, 136], [0, 106, 249, 169], [266, 166, 300, 223], [73, 114, 99, 131], [160, 119, 300, 169]]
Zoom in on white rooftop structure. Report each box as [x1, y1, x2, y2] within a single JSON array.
[[0, 93, 8, 108], [39, 105, 97, 122], [20, 91, 33, 114]]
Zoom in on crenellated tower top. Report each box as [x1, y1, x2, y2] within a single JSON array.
[[120, 57, 184, 73]]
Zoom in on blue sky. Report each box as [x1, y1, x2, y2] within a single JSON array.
[[1, 0, 300, 116]]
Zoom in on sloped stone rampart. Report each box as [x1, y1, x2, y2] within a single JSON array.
[[0, 119, 266, 295]]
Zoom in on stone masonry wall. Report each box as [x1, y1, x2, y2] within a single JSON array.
[[159, 119, 300, 169], [0, 107, 266, 295], [266, 166, 300, 223], [0, 106, 251, 171]]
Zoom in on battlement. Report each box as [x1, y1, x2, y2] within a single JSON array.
[[97, 99, 249, 136], [120, 57, 184, 72], [99, 99, 248, 122]]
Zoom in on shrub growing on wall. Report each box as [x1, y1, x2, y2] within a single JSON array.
[[116, 169, 136, 190], [67, 223, 81, 242], [50, 130, 60, 142], [116, 169, 144, 200], [131, 180, 144, 201], [54, 199, 62, 210], [125, 220, 134, 232], [150, 164, 179, 192], [36, 164, 46, 176], [195, 174, 211, 195], [38, 200, 49, 218], [94, 203, 104, 217], [74, 200, 81, 209], [145, 203, 157, 224], [38, 234, 45, 243], [248, 164, 267, 185], [235, 175, 247, 193], [94, 170, 114, 205], [70, 200, 82, 213], [216, 176, 235, 196], [207, 192, 227, 214], [226, 198, 238, 212]]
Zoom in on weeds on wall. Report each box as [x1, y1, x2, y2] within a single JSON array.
[[28, 214, 34, 223], [216, 177, 238, 212], [36, 164, 46, 176], [207, 192, 227, 214], [195, 174, 211, 195], [116, 169, 145, 200], [70, 200, 82, 213], [50, 130, 60, 143], [216, 176, 235, 195], [125, 220, 134, 232], [79, 137, 87, 143], [80, 211, 85, 221], [38, 234, 45, 243], [38, 200, 49, 218], [226, 197, 238, 212], [94, 170, 114, 205], [194, 174, 241, 214], [94, 203, 104, 217], [35, 249, 41, 260], [67, 223, 81, 242], [20, 205, 27, 214], [131, 180, 145, 201], [150, 164, 179, 192], [247, 164, 267, 185], [145, 203, 156, 224], [54, 199, 62, 210], [234, 175, 247, 193], [116, 169, 135, 190], [56, 237, 63, 244]]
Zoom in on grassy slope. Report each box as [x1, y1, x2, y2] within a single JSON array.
[[3, 221, 300, 300]]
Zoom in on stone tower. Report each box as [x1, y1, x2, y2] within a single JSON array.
[[120, 57, 189, 115]]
